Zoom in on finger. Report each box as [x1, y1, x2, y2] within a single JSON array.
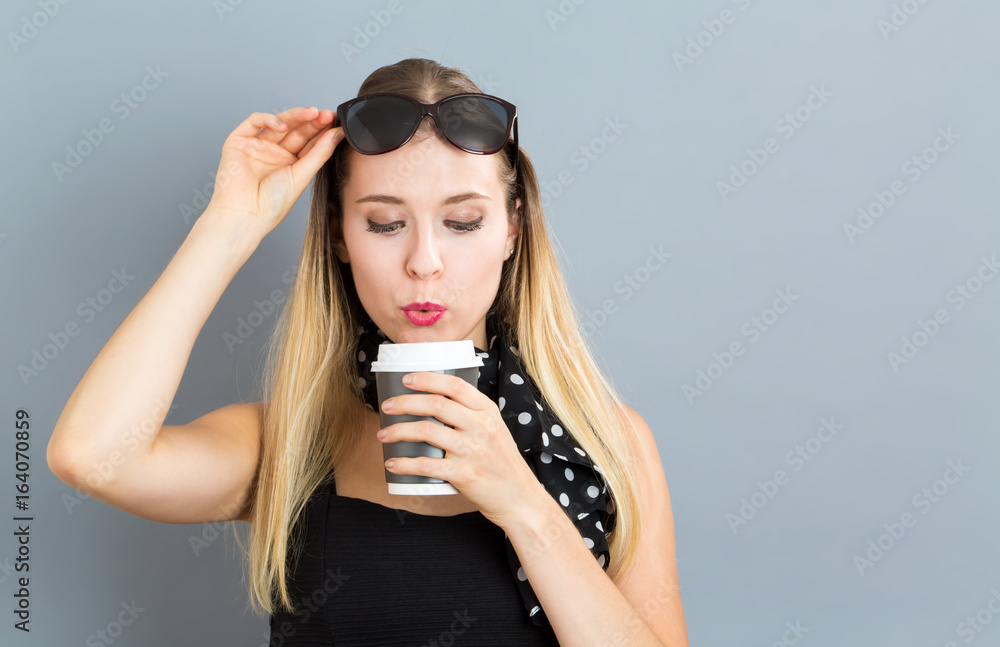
[[382, 419, 460, 452], [232, 111, 289, 140], [402, 372, 486, 410], [297, 123, 336, 159], [259, 106, 322, 144], [287, 126, 345, 196], [386, 455, 451, 482], [382, 393, 467, 429], [276, 108, 336, 154]]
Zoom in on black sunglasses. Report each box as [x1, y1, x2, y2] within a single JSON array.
[[335, 92, 518, 172]]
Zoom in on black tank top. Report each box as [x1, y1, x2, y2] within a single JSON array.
[[268, 469, 560, 646]]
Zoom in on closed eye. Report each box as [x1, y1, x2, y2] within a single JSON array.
[[364, 217, 484, 234]]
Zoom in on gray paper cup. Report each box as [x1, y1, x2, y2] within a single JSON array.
[[371, 340, 484, 495]]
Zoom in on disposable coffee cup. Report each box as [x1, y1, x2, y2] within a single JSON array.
[[370, 340, 484, 495]]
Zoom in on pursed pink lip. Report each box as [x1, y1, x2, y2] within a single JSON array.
[[403, 310, 444, 326], [402, 302, 446, 311]]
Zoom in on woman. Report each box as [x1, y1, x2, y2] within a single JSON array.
[[47, 58, 687, 646]]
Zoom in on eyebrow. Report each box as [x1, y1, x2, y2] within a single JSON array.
[[355, 191, 492, 206]]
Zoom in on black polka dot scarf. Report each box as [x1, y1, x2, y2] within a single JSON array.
[[353, 313, 616, 627]]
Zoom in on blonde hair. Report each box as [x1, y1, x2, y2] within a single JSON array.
[[234, 58, 645, 617]]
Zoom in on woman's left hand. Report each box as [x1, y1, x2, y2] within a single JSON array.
[[377, 371, 543, 529]]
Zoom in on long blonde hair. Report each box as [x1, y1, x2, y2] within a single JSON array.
[[235, 58, 645, 617]]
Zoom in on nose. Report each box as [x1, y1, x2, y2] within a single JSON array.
[[405, 225, 444, 280]]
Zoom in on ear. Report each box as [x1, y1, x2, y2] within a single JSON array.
[[506, 198, 521, 250], [327, 204, 351, 263], [331, 236, 350, 263]]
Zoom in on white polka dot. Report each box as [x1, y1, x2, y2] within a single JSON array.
[[530, 605, 540, 616], [357, 377, 366, 389], [597, 554, 606, 567], [577, 512, 589, 520], [498, 396, 505, 411], [510, 345, 520, 357], [540, 452, 552, 464], [518, 412, 532, 425], [587, 485, 599, 499], [365, 403, 374, 410], [606, 499, 615, 514], [559, 493, 569, 507], [358, 350, 366, 362], [542, 432, 549, 446], [517, 566, 527, 581], [584, 537, 594, 549], [595, 520, 603, 532], [551, 424, 563, 436], [510, 373, 524, 385], [564, 467, 574, 481], [574, 447, 586, 457], [553, 453, 566, 461], [535, 400, 543, 410]]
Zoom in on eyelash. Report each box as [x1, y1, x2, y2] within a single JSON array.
[[364, 219, 484, 234]]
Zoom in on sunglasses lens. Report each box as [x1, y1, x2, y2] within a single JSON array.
[[438, 97, 510, 153], [344, 96, 417, 153]]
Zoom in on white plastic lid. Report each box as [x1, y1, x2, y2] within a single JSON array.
[[387, 482, 459, 495], [370, 340, 485, 371]]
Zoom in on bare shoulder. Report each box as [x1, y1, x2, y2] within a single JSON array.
[[612, 403, 689, 646], [615, 403, 660, 466]]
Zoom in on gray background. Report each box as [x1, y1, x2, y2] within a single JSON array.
[[2, 0, 998, 645]]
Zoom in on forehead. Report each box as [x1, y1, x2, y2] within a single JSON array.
[[343, 135, 503, 208]]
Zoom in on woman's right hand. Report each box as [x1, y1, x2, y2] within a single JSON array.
[[204, 106, 344, 238]]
